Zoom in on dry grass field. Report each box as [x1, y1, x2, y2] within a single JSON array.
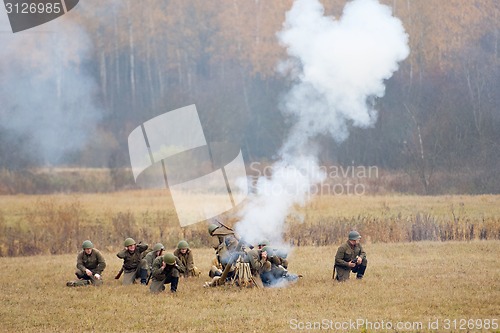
[[0, 241, 499, 333]]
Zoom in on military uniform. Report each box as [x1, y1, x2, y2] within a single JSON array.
[[116, 243, 149, 285], [144, 250, 161, 272], [75, 248, 106, 286], [173, 248, 199, 277], [149, 254, 185, 293], [334, 241, 367, 281], [246, 249, 271, 288]]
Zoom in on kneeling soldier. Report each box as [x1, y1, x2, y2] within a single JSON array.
[[116, 238, 149, 285], [149, 253, 185, 293], [174, 240, 200, 278], [334, 231, 367, 281], [67, 240, 106, 287]]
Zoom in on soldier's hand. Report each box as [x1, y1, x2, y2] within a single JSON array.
[[94, 274, 101, 280], [356, 257, 362, 265], [161, 262, 166, 269], [85, 269, 93, 276], [348, 262, 356, 268]]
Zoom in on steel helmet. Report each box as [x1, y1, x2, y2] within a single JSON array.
[[82, 240, 94, 249], [153, 243, 165, 251], [163, 253, 176, 265], [208, 224, 218, 235], [261, 246, 274, 256], [258, 239, 270, 247], [177, 240, 189, 249], [348, 231, 361, 240], [124, 238, 136, 247]]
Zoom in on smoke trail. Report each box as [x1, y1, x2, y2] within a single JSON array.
[[235, 0, 409, 245], [0, 6, 101, 166]]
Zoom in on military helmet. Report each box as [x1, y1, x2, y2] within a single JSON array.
[[258, 239, 270, 247], [276, 248, 288, 259], [163, 253, 176, 265], [261, 246, 274, 256], [153, 243, 165, 252], [208, 224, 218, 235], [82, 240, 94, 249], [177, 240, 189, 249], [124, 237, 136, 247], [348, 231, 361, 240]]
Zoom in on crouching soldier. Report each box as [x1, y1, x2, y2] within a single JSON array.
[[246, 247, 271, 288], [265, 247, 300, 286], [149, 253, 185, 293], [116, 238, 149, 285], [174, 240, 200, 278], [145, 243, 165, 276], [334, 231, 367, 282], [67, 240, 106, 287]]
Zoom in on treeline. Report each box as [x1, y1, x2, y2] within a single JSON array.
[[0, 0, 499, 194]]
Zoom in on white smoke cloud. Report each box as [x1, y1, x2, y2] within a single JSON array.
[[0, 5, 101, 165], [235, 0, 409, 246]]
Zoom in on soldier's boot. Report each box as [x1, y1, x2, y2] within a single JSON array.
[[140, 268, 148, 285], [170, 277, 179, 293], [355, 264, 367, 279]]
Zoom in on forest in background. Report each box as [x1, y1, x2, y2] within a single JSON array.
[[0, 0, 499, 195]]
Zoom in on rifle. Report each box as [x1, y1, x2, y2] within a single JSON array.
[[115, 267, 124, 280], [146, 271, 153, 285]]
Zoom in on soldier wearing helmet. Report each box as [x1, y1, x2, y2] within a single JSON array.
[[207, 222, 238, 279], [149, 253, 186, 293], [67, 240, 106, 287], [174, 240, 200, 278], [116, 237, 149, 285], [334, 231, 367, 281], [144, 243, 165, 275]]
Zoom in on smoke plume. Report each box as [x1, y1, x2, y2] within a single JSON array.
[[235, 0, 409, 245], [0, 6, 101, 166]]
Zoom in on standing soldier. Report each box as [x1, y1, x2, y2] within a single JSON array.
[[145, 243, 165, 277], [174, 240, 200, 277], [67, 240, 106, 287], [334, 231, 368, 281], [149, 253, 185, 293], [116, 238, 149, 285]]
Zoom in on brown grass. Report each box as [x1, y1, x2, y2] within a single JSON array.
[[0, 192, 499, 256], [0, 241, 498, 332]]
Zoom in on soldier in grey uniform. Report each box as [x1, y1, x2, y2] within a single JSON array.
[[144, 243, 165, 275], [67, 240, 106, 287], [334, 231, 367, 281], [116, 238, 149, 285]]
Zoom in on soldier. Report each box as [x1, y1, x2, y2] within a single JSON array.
[[207, 223, 238, 281], [149, 253, 185, 293], [174, 240, 200, 278], [116, 238, 149, 285], [67, 240, 106, 287], [246, 246, 271, 288], [334, 231, 368, 282], [257, 239, 269, 250], [144, 243, 165, 275], [265, 246, 300, 286]]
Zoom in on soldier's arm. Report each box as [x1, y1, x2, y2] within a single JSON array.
[[76, 252, 86, 271], [145, 253, 154, 270], [116, 249, 127, 259], [151, 257, 164, 279], [176, 257, 186, 273], [334, 245, 350, 267], [137, 244, 149, 253], [187, 251, 195, 271], [95, 250, 106, 274]]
